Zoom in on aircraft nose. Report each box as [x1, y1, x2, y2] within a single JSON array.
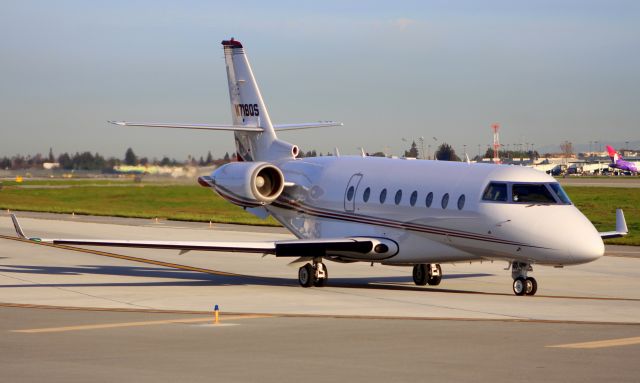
[[568, 232, 604, 264]]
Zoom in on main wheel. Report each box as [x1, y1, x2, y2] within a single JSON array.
[[525, 277, 537, 296], [513, 277, 527, 296], [427, 264, 442, 286], [412, 264, 428, 286], [298, 263, 314, 288], [314, 264, 328, 287]]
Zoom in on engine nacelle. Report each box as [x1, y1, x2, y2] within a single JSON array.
[[205, 162, 285, 207]]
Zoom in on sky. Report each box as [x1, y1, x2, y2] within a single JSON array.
[[1, 0, 639, 160]]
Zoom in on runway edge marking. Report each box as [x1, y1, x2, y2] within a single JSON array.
[[548, 336, 640, 349], [11, 315, 273, 333]]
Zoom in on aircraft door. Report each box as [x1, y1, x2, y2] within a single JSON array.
[[344, 173, 363, 212]]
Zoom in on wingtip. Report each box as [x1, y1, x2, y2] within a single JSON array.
[[10, 214, 26, 239], [616, 208, 628, 234], [108, 121, 126, 126]]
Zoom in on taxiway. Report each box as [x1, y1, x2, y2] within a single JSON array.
[[1, 213, 639, 382]]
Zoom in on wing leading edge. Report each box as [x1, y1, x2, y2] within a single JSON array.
[[10, 215, 397, 260]]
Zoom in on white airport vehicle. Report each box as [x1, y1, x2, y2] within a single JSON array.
[[11, 38, 629, 295]]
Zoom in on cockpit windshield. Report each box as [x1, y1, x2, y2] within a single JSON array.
[[549, 183, 572, 204], [481, 182, 573, 205], [482, 182, 508, 202], [512, 184, 556, 204]]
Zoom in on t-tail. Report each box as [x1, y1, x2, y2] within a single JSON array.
[[109, 38, 342, 163], [222, 38, 296, 162]]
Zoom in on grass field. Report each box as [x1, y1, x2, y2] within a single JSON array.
[[0, 180, 638, 245]]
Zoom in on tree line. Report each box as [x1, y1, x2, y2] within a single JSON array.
[[2, 142, 514, 171], [0, 148, 236, 171]]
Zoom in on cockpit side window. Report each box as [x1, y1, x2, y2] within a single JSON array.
[[482, 182, 508, 202], [512, 184, 556, 204], [549, 183, 572, 204]]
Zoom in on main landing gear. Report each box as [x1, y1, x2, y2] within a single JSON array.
[[298, 259, 328, 288], [511, 261, 537, 296], [412, 264, 442, 286]]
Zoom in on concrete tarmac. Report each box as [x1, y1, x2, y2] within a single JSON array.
[[1, 213, 639, 382], [558, 176, 640, 188]]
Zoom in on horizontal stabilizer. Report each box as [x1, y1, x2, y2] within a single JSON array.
[[109, 121, 263, 132], [273, 122, 343, 131], [599, 209, 629, 239], [109, 121, 342, 132]]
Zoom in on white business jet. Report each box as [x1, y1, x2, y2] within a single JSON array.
[[11, 38, 628, 296]]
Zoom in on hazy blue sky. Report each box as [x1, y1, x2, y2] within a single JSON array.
[[1, 1, 639, 160]]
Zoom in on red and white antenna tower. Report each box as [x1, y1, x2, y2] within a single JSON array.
[[491, 123, 501, 164]]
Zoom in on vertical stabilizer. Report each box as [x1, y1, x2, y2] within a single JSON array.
[[606, 145, 620, 162], [222, 38, 297, 162]]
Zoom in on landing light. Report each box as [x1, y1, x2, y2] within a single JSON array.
[[374, 244, 389, 253]]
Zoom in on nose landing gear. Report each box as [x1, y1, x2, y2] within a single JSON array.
[[511, 261, 537, 296], [412, 264, 442, 286], [298, 259, 328, 287]]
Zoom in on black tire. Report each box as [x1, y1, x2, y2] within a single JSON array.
[[428, 264, 442, 286], [412, 264, 428, 286], [525, 277, 537, 296], [298, 263, 314, 288], [513, 277, 526, 296], [314, 264, 328, 287]]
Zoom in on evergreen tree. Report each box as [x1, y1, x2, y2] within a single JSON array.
[[434, 143, 461, 161], [124, 148, 137, 165], [206, 151, 213, 164], [403, 141, 419, 158]]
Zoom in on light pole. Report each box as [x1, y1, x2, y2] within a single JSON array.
[[419, 136, 425, 159], [531, 143, 535, 160]]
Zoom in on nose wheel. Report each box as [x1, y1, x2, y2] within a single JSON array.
[[511, 262, 537, 296], [298, 260, 328, 288]]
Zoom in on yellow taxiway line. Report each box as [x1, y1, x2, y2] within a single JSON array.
[[12, 314, 272, 333], [548, 336, 640, 349]]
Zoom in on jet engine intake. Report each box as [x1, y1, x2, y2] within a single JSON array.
[[209, 162, 285, 207]]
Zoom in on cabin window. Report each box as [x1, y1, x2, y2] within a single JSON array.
[[441, 193, 449, 209], [512, 184, 556, 204], [379, 188, 387, 204], [457, 194, 465, 210], [482, 182, 508, 202], [549, 183, 572, 204], [395, 190, 402, 205], [410, 191, 418, 206], [363, 187, 371, 203], [425, 192, 433, 207], [346, 186, 355, 201]]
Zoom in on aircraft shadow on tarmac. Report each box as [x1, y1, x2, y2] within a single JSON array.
[[0, 264, 495, 294]]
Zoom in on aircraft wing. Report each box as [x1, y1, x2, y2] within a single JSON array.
[[599, 209, 628, 239], [10, 215, 396, 259]]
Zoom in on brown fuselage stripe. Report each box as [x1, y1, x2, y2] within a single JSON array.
[[269, 199, 548, 249]]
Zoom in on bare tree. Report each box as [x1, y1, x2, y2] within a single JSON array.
[[560, 141, 573, 158]]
